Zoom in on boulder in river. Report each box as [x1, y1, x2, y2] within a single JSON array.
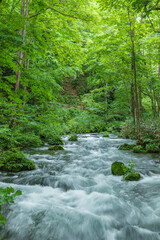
[[125, 173, 141, 181], [111, 161, 129, 176]]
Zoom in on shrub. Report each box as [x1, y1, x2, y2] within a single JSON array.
[[123, 160, 140, 181], [0, 187, 22, 226], [0, 149, 35, 172], [133, 145, 146, 153], [15, 132, 43, 148], [0, 127, 17, 150], [119, 143, 135, 150], [103, 132, 109, 137], [39, 129, 63, 145], [146, 143, 160, 153], [48, 145, 64, 151], [68, 134, 78, 141]]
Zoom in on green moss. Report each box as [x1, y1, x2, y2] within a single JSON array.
[[133, 145, 146, 153], [125, 173, 140, 181], [48, 145, 64, 151], [68, 134, 78, 141], [111, 161, 129, 176], [0, 149, 35, 172], [119, 143, 135, 150], [102, 132, 109, 137]]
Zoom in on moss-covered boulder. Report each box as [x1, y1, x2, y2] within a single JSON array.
[[133, 145, 146, 153], [68, 134, 78, 141], [103, 132, 109, 137], [0, 149, 35, 172], [111, 161, 129, 176], [125, 173, 141, 181], [48, 145, 64, 151], [119, 144, 135, 150]]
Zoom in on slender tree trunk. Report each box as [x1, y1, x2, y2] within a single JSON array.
[[15, 0, 30, 94], [138, 85, 142, 117], [131, 82, 136, 125], [157, 43, 160, 117], [128, 10, 140, 137], [15, 0, 25, 94]]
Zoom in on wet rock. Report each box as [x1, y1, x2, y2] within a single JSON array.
[[111, 161, 129, 176]]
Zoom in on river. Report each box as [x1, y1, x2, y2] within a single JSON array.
[[1, 134, 160, 240]]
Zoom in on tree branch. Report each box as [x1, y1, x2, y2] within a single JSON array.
[[148, 15, 160, 33], [29, 3, 56, 18], [49, 7, 78, 19], [29, 3, 88, 21]]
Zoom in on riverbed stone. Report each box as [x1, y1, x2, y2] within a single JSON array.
[[125, 173, 141, 181], [111, 161, 129, 176]]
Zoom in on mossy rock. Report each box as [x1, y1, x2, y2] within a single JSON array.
[[0, 149, 35, 172], [125, 173, 141, 181], [68, 134, 78, 141], [119, 144, 135, 150], [133, 145, 146, 153], [103, 132, 109, 137], [111, 161, 129, 176], [48, 145, 64, 151]]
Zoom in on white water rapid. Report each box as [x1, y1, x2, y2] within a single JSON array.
[[1, 134, 160, 240]]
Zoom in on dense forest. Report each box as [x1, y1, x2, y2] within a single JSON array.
[[0, 0, 160, 235]]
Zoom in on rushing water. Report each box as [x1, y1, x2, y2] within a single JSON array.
[[1, 134, 160, 240]]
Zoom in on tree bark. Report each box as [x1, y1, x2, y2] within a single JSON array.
[[15, 0, 30, 94]]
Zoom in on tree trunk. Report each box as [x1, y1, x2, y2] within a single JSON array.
[[15, 0, 30, 94], [128, 10, 140, 136]]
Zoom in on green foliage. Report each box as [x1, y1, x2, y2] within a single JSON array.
[[0, 187, 22, 226], [119, 143, 135, 150], [145, 143, 160, 153], [0, 149, 35, 172], [68, 134, 78, 141], [122, 160, 140, 181], [15, 132, 43, 148], [40, 130, 63, 145], [48, 145, 64, 151], [133, 145, 146, 153], [102, 131, 109, 137], [121, 120, 160, 153], [0, 127, 17, 150], [65, 109, 107, 134]]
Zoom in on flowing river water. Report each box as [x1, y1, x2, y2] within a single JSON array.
[[1, 134, 160, 240]]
